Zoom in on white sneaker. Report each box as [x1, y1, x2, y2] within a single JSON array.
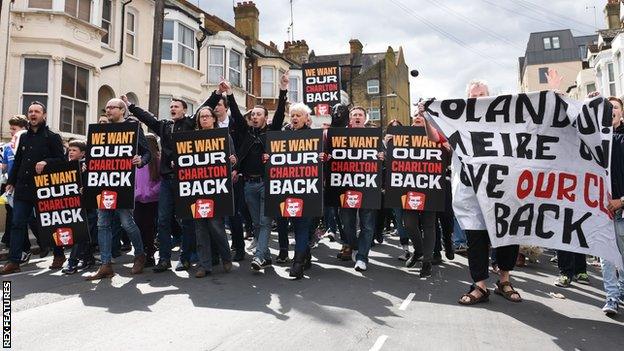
[[351, 250, 358, 262], [354, 260, 367, 272], [325, 231, 336, 242], [248, 238, 257, 252]]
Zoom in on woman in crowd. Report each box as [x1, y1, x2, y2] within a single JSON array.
[[134, 133, 161, 268], [192, 106, 235, 277]]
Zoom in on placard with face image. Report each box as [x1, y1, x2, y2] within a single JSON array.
[[384, 126, 449, 212], [326, 128, 383, 209], [264, 129, 324, 217], [172, 128, 234, 219], [34, 161, 90, 247], [84, 122, 139, 209]]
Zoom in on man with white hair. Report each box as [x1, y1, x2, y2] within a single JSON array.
[[419, 80, 521, 304]]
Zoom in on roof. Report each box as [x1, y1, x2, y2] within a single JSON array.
[[519, 30, 597, 75], [598, 28, 624, 41], [309, 51, 396, 73]]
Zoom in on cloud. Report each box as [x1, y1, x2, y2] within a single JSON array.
[[198, 0, 601, 100]]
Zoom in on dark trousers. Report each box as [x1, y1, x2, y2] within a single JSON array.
[[228, 178, 246, 252], [557, 250, 587, 278], [195, 217, 232, 271], [68, 209, 97, 265], [466, 229, 519, 282], [276, 217, 290, 251], [403, 210, 436, 262], [134, 201, 158, 259], [434, 210, 454, 254]]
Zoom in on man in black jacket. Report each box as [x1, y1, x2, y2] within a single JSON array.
[[86, 98, 151, 280], [230, 72, 289, 271], [122, 95, 199, 272], [1, 101, 65, 274]]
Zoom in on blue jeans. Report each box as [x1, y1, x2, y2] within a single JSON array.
[[393, 208, 408, 245], [158, 177, 194, 262], [340, 208, 376, 263], [602, 215, 624, 301], [244, 181, 272, 260], [9, 199, 35, 263], [97, 209, 144, 264], [452, 217, 466, 247], [292, 217, 312, 253]]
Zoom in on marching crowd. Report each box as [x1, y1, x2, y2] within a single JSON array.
[[0, 71, 623, 316]]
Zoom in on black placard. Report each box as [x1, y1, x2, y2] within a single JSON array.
[[265, 129, 324, 217], [173, 128, 234, 219], [384, 126, 448, 211], [84, 122, 139, 209], [326, 128, 383, 209], [34, 161, 89, 248], [302, 61, 341, 116]]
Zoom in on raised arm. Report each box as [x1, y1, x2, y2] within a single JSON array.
[[270, 71, 290, 131], [121, 95, 164, 136]]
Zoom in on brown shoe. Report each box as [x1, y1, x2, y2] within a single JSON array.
[[341, 247, 353, 261], [223, 261, 233, 273], [85, 264, 114, 280], [195, 268, 209, 278], [49, 255, 66, 269], [0, 262, 20, 275], [131, 254, 146, 274]]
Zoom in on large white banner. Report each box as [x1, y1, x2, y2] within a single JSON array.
[[425, 91, 622, 265]]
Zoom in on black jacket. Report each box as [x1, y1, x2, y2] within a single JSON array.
[[7, 124, 65, 201], [233, 90, 287, 176], [129, 105, 195, 178], [612, 133, 624, 199], [201, 91, 244, 150]]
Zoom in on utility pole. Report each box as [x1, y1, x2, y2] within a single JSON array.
[[149, 0, 165, 115]]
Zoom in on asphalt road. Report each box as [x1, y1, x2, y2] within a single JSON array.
[[3, 234, 624, 351]]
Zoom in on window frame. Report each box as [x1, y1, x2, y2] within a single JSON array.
[[20, 57, 51, 116], [538, 67, 549, 84], [367, 79, 380, 95], [125, 10, 137, 56], [543, 37, 552, 50], [229, 50, 242, 87], [207, 46, 225, 84], [368, 107, 380, 121], [162, 20, 196, 68], [60, 61, 90, 135], [607, 62, 617, 96], [288, 77, 299, 103], [28, 0, 53, 10], [65, 0, 92, 22], [260, 66, 276, 98], [552, 36, 560, 49], [101, 0, 113, 47]]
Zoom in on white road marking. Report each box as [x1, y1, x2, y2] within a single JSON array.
[[399, 292, 415, 310], [370, 335, 388, 351]]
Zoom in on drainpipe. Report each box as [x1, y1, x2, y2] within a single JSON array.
[[101, 0, 134, 70]]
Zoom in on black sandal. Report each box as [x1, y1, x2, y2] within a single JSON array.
[[458, 284, 490, 305], [495, 280, 522, 302]]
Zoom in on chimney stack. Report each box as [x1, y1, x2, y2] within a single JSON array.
[[349, 39, 363, 56], [604, 0, 621, 30], [283, 40, 310, 64], [234, 1, 259, 43]]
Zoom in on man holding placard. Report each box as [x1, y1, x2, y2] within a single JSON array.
[[85, 98, 151, 280], [124, 95, 199, 272], [1, 101, 65, 275]]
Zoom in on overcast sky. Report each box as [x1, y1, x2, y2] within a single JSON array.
[[197, 0, 604, 101]]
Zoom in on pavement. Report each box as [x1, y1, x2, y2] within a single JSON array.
[[2, 234, 624, 351]]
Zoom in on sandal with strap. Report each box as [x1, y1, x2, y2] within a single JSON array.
[[495, 280, 522, 303], [458, 284, 490, 305]]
